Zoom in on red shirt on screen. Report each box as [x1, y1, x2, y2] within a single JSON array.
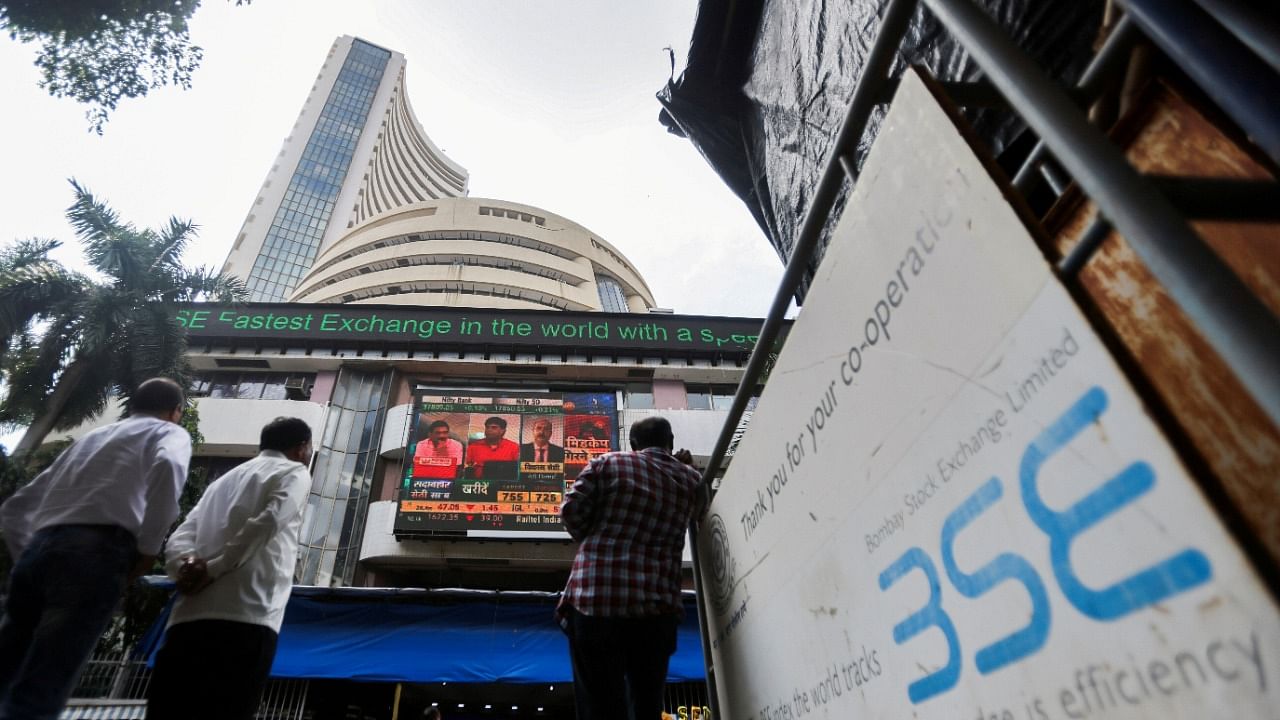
[[411, 438, 462, 479], [464, 439, 518, 478]]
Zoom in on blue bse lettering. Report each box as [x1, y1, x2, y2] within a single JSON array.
[[1020, 387, 1211, 620], [878, 386, 1213, 704], [941, 477, 1050, 675], [878, 549, 960, 703]]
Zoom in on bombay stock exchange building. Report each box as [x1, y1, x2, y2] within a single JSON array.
[[145, 35, 750, 716], [207, 35, 680, 589], [222, 35, 654, 314]]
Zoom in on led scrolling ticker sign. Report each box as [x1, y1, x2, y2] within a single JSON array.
[[175, 303, 776, 355]]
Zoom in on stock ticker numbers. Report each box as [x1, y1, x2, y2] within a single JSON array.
[[877, 387, 1214, 704]]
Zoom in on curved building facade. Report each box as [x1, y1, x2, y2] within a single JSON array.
[[290, 197, 656, 312], [223, 36, 469, 302], [351, 63, 468, 225], [214, 35, 662, 606], [224, 36, 656, 317]]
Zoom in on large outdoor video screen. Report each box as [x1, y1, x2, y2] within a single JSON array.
[[393, 390, 618, 535]]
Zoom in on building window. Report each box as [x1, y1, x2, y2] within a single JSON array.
[[624, 384, 654, 410], [686, 389, 712, 410], [684, 385, 757, 411], [595, 274, 629, 313], [243, 40, 391, 302], [191, 372, 316, 401], [297, 369, 392, 587], [712, 389, 739, 410]]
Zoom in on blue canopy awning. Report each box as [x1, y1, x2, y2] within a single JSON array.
[[140, 584, 706, 684]]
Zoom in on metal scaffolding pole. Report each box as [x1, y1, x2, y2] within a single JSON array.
[[689, 1, 922, 712]]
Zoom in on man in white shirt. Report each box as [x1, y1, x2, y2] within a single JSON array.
[[146, 416, 313, 720], [0, 378, 190, 720]]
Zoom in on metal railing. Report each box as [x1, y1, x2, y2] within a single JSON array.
[[664, 682, 712, 719], [69, 652, 152, 703], [67, 651, 308, 720]]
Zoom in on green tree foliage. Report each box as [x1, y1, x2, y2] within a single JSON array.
[[0, 239, 87, 370], [0, 179, 245, 457], [0, 182, 243, 651], [0, 0, 250, 133], [175, 402, 210, 522]]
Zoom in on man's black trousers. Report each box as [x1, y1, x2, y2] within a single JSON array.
[[565, 607, 678, 720], [147, 619, 278, 720]]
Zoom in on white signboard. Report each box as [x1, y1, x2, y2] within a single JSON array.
[[698, 68, 1280, 720]]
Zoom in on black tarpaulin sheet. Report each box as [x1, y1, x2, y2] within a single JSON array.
[[658, 0, 1104, 299]]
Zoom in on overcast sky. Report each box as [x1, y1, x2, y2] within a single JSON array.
[[0, 1, 790, 318]]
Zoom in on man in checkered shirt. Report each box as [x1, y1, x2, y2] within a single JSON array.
[[557, 416, 705, 720]]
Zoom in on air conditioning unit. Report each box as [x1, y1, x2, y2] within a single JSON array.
[[284, 377, 310, 401]]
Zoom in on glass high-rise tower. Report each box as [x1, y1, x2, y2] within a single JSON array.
[[222, 36, 469, 301]]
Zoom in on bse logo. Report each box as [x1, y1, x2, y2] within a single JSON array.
[[706, 513, 736, 615]]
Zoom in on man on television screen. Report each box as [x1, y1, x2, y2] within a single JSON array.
[[520, 418, 565, 463], [410, 420, 463, 479], [463, 417, 518, 478]]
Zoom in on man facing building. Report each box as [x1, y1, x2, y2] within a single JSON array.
[[147, 417, 313, 720], [0, 378, 191, 720], [556, 416, 704, 720]]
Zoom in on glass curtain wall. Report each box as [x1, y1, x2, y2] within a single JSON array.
[[595, 274, 630, 313], [297, 368, 393, 586], [245, 40, 392, 301]]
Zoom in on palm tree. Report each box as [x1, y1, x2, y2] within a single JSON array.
[[0, 238, 89, 449], [1, 180, 245, 457], [0, 238, 87, 368]]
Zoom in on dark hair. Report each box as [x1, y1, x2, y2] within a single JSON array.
[[260, 417, 312, 452], [130, 377, 185, 415], [423, 708, 442, 720], [630, 416, 674, 451], [484, 416, 507, 430], [427, 420, 450, 432]]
